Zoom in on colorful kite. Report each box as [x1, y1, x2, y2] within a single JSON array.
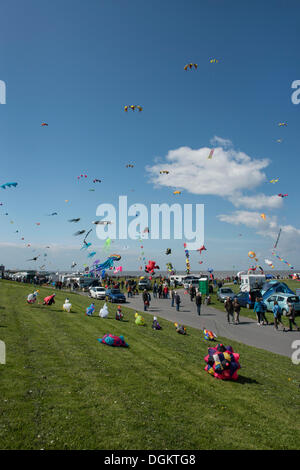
[[124, 105, 143, 112], [274, 228, 282, 249], [184, 63, 198, 70], [270, 178, 279, 184], [207, 149, 214, 159], [278, 193, 288, 198], [1, 182, 18, 189]]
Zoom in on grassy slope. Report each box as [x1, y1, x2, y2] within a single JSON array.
[[0, 280, 299, 450], [209, 280, 300, 326]]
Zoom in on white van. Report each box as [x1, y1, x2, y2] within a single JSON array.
[[240, 274, 266, 293]]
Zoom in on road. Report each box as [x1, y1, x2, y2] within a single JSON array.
[[124, 293, 300, 358]]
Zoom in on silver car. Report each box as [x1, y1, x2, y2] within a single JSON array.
[[217, 287, 236, 302], [89, 286, 107, 300]]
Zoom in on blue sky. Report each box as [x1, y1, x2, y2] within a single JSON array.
[[0, 0, 299, 272]]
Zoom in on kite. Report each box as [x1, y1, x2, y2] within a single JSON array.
[[1, 182, 18, 189], [71, 262, 77, 268], [276, 139, 283, 143], [41, 122, 48, 126], [143, 227, 150, 234], [278, 122, 287, 127], [90, 254, 121, 273], [173, 190, 181, 195], [272, 251, 294, 269], [98, 334, 129, 348], [87, 251, 97, 258], [165, 248, 171, 255], [207, 149, 214, 159], [80, 242, 91, 250], [174, 323, 187, 335], [203, 329, 217, 341], [198, 245, 207, 254], [145, 260, 160, 274], [27, 256, 40, 261], [124, 105, 143, 112], [135, 313, 145, 326], [160, 170, 169, 174], [103, 237, 112, 251], [73, 230, 86, 236], [278, 193, 288, 198], [269, 178, 279, 184], [274, 228, 282, 249], [92, 220, 112, 225], [184, 63, 198, 70], [88, 189, 95, 192], [47, 212, 58, 216], [86, 303, 95, 316], [183, 243, 190, 274], [43, 294, 56, 305], [166, 262, 174, 273], [63, 299, 72, 313], [260, 213, 266, 221], [210, 58, 219, 63], [126, 164, 134, 168], [113, 266, 123, 274], [248, 251, 256, 259], [77, 174, 88, 179], [69, 218, 81, 223], [265, 259, 275, 269], [204, 344, 241, 380], [93, 179, 101, 183]]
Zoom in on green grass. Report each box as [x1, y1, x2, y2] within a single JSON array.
[[209, 280, 300, 326], [0, 280, 299, 450]]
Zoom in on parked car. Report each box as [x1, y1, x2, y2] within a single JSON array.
[[138, 278, 151, 290], [106, 288, 126, 303], [217, 287, 235, 302], [234, 291, 255, 309], [89, 286, 106, 300], [263, 293, 300, 316]]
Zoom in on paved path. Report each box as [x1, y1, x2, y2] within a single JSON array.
[[125, 294, 300, 358]]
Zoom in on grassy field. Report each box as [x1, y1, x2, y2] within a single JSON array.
[[209, 280, 300, 326], [0, 280, 299, 450]]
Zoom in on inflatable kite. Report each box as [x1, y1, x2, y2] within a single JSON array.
[[98, 333, 129, 348], [248, 251, 256, 259], [90, 254, 121, 273], [124, 105, 143, 112], [145, 260, 159, 274], [99, 303, 109, 318], [165, 248, 171, 255], [0, 182, 18, 189], [203, 329, 217, 341], [43, 294, 56, 305], [152, 316, 162, 330], [260, 213, 266, 221], [63, 298, 72, 313], [184, 63, 198, 70], [27, 291, 39, 304], [174, 322, 186, 335], [135, 312, 145, 326], [86, 303, 95, 316], [204, 344, 241, 380]]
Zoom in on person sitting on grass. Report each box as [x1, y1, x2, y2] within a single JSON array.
[[273, 301, 286, 332]]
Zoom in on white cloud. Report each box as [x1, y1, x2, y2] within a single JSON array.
[[210, 136, 233, 148], [228, 193, 283, 210], [147, 145, 270, 197]]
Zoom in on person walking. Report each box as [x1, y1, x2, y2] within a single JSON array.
[[153, 282, 158, 299], [142, 289, 149, 311], [233, 298, 241, 324], [158, 284, 162, 299], [190, 285, 196, 302], [195, 291, 202, 315], [253, 297, 266, 326], [286, 302, 300, 331], [273, 301, 286, 331], [175, 292, 181, 311], [171, 289, 175, 307], [224, 297, 234, 324]]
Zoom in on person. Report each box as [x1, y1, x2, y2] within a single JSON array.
[[158, 284, 162, 299], [175, 292, 181, 311], [195, 291, 202, 315], [115, 305, 124, 321], [171, 289, 175, 307], [253, 297, 265, 326], [260, 299, 269, 325], [233, 298, 241, 324], [273, 301, 286, 331], [143, 289, 149, 311], [204, 295, 211, 305], [224, 297, 234, 324], [190, 285, 196, 302], [153, 282, 158, 298], [286, 302, 300, 331], [127, 284, 132, 298], [163, 285, 169, 299]]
